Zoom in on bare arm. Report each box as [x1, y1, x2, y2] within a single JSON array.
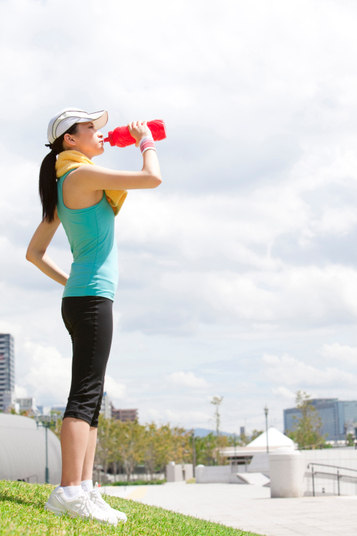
[[26, 211, 69, 286], [71, 121, 162, 191]]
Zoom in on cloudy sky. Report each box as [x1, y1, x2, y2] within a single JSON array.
[[1, 0, 357, 434]]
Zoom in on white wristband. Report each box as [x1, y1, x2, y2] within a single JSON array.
[[139, 135, 156, 154]]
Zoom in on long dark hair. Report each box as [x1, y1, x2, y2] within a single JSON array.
[[39, 123, 78, 222]]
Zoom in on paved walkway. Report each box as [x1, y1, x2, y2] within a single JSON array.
[[103, 482, 357, 535]]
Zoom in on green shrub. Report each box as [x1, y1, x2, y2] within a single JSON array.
[[107, 478, 166, 486]]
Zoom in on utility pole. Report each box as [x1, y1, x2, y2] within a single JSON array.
[[211, 396, 224, 437], [36, 414, 57, 484], [264, 406, 269, 454], [192, 430, 196, 477]]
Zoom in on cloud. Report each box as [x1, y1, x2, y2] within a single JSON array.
[[1, 0, 357, 435], [104, 375, 127, 404], [144, 407, 211, 430], [14, 384, 28, 399], [320, 343, 357, 365], [271, 386, 296, 402], [19, 341, 71, 405], [168, 371, 209, 389], [262, 352, 357, 388]]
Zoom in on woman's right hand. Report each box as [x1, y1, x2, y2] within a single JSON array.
[[128, 120, 151, 147]]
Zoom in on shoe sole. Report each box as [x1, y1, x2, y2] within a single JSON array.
[[45, 502, 118, 525], [45, 503, 83, 519], [45, 503, 65, 516]]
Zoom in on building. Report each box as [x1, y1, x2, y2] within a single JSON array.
[[14, 397, 41, 416], [111, 407, 138, 422], [50, 406, 66, 417], [220, 427, 295, 470], [196, 427, 296, 483], [284, 398, 357, 441], [100, 392, 112, 419], [0, 333, 15, 411]]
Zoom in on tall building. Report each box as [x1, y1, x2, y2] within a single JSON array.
[[0, 334, 15, 411], [284, 398, 357, 441], [100, 392, 112, 419]]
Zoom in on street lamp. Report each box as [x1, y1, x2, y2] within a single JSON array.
[[211, 395, 224, 437], [191, 430, 196, 477], [233, 433, 237, 469], [264, 406, 269, 454], [36, 415, 57, 484]]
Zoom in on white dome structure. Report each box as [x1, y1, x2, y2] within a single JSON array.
[[248, 427, 296, 450], [0, 413, 61, 484]]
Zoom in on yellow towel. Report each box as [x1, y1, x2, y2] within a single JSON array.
[[56, 150, 127, 216]]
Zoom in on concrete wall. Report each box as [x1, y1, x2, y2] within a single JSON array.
[[166, 462, 193, 482], [195, 464, 244, 484], [246, 452, 269, 474], [301, 448, 357, 496], [195, 451, 270, 484], [269, 448, 357, 498]]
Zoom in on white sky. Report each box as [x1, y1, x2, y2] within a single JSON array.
[[1, 0, 357, 433]]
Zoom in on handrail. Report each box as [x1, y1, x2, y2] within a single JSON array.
[[307, 462, 357, 496], [307, 462, 357, 473]]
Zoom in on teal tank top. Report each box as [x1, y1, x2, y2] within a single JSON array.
[[57, 171, 118, 300]]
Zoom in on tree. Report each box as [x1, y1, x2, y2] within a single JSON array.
[[96, 415, 116, 475], [143, 423, 177, 477], [143, 422, 159, 478], [112, 420, 145, 482], [144, 424, 191, 474], [49, 410, 63, 439], [346, 433, 355, 447], [287, 391, 326, 449], [194, 433, 219, 466], [250, 429, 263, 442], [170, 426, 192, 464]]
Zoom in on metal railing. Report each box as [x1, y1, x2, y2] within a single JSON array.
[[308, 462, 357, 496]]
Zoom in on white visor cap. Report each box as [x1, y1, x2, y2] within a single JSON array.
[[47, 108, 108, 144]]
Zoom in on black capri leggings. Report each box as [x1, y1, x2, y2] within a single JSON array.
[[61, 296, 113, 428]]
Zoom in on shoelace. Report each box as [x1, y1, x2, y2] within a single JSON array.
[[91, 488, 110, 509], [73, 494, 94, 517]]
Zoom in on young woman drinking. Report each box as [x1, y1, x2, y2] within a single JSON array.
[[26, 108, 161, 525]]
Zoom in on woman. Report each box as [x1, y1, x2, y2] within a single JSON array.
[[26, 108, 161, 525]]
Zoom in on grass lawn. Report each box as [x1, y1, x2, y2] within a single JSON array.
[[0, 480, 264, 536]]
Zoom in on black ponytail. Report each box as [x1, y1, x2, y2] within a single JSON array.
[[39, 123, 78, 222]]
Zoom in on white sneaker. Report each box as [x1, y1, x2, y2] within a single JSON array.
[[45, 487, 118, 525], [89, 484, 127, 523]]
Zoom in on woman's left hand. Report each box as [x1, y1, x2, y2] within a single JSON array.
[[128, 121, 151, 147]]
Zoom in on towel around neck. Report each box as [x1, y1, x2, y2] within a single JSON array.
[[56, 150, 127, 216]]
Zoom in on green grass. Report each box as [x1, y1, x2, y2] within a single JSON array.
[[0, 480, 264, 536]]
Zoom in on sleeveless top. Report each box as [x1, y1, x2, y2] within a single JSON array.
[[57, 170, 118, 300]]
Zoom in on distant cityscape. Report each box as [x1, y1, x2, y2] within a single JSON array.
[[2, 332, 357, 441]]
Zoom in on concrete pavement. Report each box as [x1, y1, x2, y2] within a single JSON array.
[[103, 481, 357, 536]]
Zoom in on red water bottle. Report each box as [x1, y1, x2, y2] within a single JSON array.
[[104, 119, 166, 147]]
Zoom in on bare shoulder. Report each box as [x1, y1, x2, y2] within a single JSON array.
[[71, 164, 118, 179]]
